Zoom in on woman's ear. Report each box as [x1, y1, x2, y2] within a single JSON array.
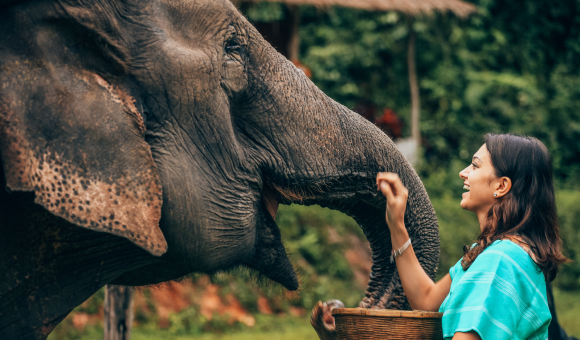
[[494, 176, 512, 198], [0, 61, 167, 256]]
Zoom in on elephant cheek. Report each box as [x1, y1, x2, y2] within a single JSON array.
[[222, 60, 247, 93]]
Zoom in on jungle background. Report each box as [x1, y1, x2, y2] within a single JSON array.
[[49, 0, 580, 338]]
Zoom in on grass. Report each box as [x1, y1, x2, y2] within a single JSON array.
[[49, 315, 318, 340], [131, 319, 317, 340], [554, 287, 580, 338]]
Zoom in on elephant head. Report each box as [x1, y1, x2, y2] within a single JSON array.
[[0, 0, 439, 338]]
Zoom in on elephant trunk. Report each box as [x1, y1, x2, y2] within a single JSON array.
[[241, 36, 440, 309], [306, 110, 441, 309]]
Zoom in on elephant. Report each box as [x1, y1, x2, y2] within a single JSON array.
[[0, 0, 440, 338]]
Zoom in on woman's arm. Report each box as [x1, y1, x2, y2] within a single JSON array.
[[453, 331, 482, 340], [377, 172, 451, 311]]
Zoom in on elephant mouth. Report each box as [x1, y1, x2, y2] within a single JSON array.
[[261, 185, 279, 219], [242, 182, 297, 291], [264, 173, 380, 210], [252, 174, 381, 293]]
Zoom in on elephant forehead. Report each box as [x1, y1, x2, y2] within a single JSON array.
[[156, 0, 239, 42]]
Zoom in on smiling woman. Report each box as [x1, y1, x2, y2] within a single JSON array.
[[380, 133, 568, 340], [459, 134, 568, 280], [312, 133, 568, 340]]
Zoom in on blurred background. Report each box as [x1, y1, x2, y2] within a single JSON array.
[[49, 0, 580, 338]]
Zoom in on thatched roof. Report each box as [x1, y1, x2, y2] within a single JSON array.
[[243, 0, 477, 18]]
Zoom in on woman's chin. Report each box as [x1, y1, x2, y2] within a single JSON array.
[[460, 197, 470, 210]]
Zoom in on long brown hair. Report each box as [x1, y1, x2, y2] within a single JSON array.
[[461, 133, 568, 281]]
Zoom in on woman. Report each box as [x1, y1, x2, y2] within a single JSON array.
[[312, 133, 568, 340]]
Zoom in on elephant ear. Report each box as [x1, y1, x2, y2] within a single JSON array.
[[0, 60, 167, 256]]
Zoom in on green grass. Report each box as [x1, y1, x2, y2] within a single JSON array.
[[131, 320, 317, 340], [553, 287, 580, 338], [48, 315, 318, 340]]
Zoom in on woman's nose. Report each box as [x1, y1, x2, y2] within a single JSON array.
[[459, 167, 469, 180]]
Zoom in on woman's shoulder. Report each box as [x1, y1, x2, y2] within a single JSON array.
[[453, 240, 549, 306], [484, 239, 535, 262], [449, 240, 544, 283], [475, 240, 544, 280]]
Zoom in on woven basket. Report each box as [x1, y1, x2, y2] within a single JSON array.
[[332, 308, 444, 340]]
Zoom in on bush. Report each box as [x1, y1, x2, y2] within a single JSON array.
[[430, 195, 480, 278], [553, 190, 580, 290], [275, 204, 367, 309]]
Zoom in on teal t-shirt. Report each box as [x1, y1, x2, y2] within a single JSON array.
[[439, 240, 551, 340]]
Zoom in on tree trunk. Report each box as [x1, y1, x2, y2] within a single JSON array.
[[287, 5, 300, 62], [104, 285, 135, 340], [407, 17, 420, 152]]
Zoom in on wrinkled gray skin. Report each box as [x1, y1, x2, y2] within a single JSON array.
[[0, 0, 439, 339]]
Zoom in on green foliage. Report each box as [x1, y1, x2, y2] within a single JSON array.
[[246, 2, 286, 22], [167, 309, 246, 336], [48, 325, 103, 340], [300, 7, 409, 111], [430, 195, 480, 278], [49, 315, 319, 340], [276, 204, 367, 309], [553, 287, 580, 338], [299, 0, 580, 188], [553, 190, 580, 290]]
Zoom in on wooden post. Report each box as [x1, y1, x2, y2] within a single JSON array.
[[287, 5, 300, 62], [104, 285, 135, 340], [407, 17, 420, 151]]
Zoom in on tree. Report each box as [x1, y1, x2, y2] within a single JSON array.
[[104, 285, 135, 340]]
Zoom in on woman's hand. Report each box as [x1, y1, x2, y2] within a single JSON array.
[[376, 172, 408, 230], [375, 172, 451, 312], [310, 300, 344, 340]]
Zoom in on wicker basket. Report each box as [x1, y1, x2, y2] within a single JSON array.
[[332, 308, 444, 340]]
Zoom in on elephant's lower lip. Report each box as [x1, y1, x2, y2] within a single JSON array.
[[262, 185, 279, 219]]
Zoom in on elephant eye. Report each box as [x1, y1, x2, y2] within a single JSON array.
[[226, 41, 241, 51], [225, 37, 244, 53]]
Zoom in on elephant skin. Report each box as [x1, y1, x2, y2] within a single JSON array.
[[0, 0, 440, 339]]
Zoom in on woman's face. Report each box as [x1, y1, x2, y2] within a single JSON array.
[[459, 144, 499, 216]]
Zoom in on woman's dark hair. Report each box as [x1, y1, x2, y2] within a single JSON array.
[[461, 133, 568, 281]]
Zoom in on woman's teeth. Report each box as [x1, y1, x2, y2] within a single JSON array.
[[463, 185, 470, 191]]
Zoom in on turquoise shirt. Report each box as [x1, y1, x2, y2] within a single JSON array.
[[439, 240, 551, 340]]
